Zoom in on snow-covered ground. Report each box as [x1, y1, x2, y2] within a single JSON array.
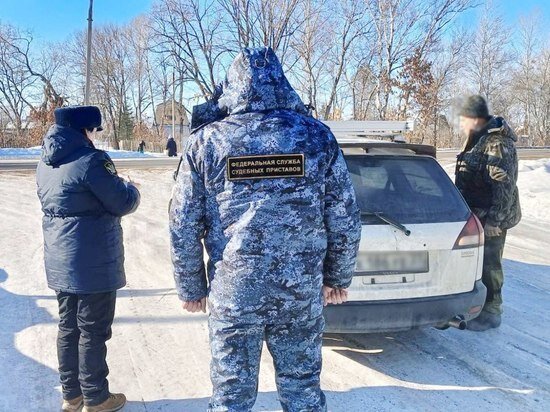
[[0, 160, 549, 412], [0, 146, 166, 159]]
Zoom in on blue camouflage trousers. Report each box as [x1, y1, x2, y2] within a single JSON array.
[[208, 315, 327, 412]]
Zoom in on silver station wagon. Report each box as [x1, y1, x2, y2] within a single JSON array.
[[324, 140, 487, 333]]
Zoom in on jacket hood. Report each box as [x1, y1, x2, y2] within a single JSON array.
[[486, 116, 518, 142], [190, 83, 227, 132], [218, 47, 307, 116], [41, 125, 92, 166]]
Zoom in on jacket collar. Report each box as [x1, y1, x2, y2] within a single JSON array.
[[41, 125, 92, 166]]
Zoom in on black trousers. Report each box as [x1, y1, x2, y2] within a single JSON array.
[[56, 291, 116, 406]]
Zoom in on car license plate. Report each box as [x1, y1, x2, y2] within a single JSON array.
[[355, 251, 429, 275]]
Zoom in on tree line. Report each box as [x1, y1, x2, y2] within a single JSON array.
[[0, 0, 549, 149]]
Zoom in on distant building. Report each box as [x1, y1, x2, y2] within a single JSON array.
[[154, 100, 190, 142]]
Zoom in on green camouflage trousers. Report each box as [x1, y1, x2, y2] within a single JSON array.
[[482, 230, 507, 314]]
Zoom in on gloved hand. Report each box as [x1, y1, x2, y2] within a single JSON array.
[[484, 224, 502, 237]]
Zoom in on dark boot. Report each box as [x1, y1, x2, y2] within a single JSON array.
[[467, 311, 501, 331]]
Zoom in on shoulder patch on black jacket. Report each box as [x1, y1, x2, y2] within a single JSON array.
[[104, 160, 117, 176]]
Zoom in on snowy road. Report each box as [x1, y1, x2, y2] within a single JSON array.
[[0, 156, 181, 170], [0, 162, 549, 411], [1, 148, 550, 171]]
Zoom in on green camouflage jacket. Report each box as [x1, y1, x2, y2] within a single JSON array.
[[455, 116, 521, 230]]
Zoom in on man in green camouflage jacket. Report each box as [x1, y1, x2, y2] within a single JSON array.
[[455, 95, 521, 331]]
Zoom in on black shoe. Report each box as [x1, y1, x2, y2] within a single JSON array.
[[467, 312, 501, 331]]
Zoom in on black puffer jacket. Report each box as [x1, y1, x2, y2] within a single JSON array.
[[36, 125, 140, 293], [166, 137, 177, 157]]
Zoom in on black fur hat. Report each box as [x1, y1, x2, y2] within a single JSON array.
[[460, 95, 490, 119], [54, 106, 103, 131]]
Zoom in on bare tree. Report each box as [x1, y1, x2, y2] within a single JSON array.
[[95, 26, 133, 148], [3, 0, 547, 150], [533, 49, 550, 145], [399, 27, 470, 146], [0, 23, 69, 146], [218, 0, 256, 49], [429, 29, 469, 146], [366, 0, 475, 120], [127, 16, 153, 128], [511, 12, 550, 145], [68, 25, 135, 148], [464, 2, 512, 114], [289, 0, 331, 113], [22, 42, 69, 144], [151, 0, 227, 99], [0, 24, 37, 144], [220, 0, 305, 63], [321, 0, 369, 120], [349, 64, 378, 120]]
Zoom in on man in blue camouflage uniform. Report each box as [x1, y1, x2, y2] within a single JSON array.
[[455, 95, 521, 331], [169, 47, 361, 411]]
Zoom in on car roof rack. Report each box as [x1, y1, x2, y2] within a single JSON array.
[[320, 120, 435, 158], [323, 120, 414, 137], [338, 141, 437, 158]]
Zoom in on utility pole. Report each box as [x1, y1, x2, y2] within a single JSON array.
[[172, 70, 176, 139], [84, 0, 94, 105]]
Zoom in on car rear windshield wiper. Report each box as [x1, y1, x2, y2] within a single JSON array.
[[361, 211, 411, 236]]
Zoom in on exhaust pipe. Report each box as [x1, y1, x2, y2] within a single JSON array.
[[447, 316, 466, 330]]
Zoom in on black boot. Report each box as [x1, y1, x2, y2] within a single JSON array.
[[467, 311, 501, 331]]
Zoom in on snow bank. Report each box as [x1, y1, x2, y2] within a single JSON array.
[[0, 147, 42, 159], [0, 147, 165, 159], [107, 150, 163, 159], [516, 159, 550, 223]]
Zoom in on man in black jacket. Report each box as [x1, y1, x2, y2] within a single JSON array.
[[166, 135, 177, 157], [36, 106, 140, 411], [455, 95, 521, 331]]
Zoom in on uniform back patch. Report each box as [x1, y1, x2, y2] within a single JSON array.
[[227, 154, 305, 181], [104, 161, 117, 176]]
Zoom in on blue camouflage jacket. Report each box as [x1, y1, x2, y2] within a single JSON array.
[[169, 47, 361, 324], [36, 125, 140, 293]]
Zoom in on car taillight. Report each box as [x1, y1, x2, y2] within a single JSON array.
[[453, 214, 484, 249]]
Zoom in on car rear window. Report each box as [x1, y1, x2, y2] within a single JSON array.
[[345, 155, 471, 224]]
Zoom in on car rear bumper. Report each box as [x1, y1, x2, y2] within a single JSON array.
[[323, 280, 487, 333]]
